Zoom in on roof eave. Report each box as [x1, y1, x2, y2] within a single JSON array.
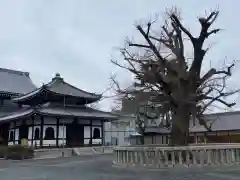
[[0, 109, 35, 123], [36, 111, 118, 120]]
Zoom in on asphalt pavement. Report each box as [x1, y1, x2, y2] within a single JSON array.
[[0, 154, 239, 180]]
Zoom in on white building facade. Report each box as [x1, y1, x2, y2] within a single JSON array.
[[104, 114, 138, 146]]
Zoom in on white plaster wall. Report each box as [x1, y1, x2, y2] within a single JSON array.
[[58, 139, 66, 146], [58, 125, 66, 146], [31, 140, 40, 147], [84, 126, 90, 138], [28, 127, 32, 140], [92, 139, 102, 145], [58, 125, 66, 139], [84, 139, 91, 145], [15, 128, 19, 141], [8, 142, 13, 145], [84, 139, 102, 145], [43, 140, 56, 147]]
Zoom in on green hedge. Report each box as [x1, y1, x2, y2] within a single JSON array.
[[0, 145, 34, 160]]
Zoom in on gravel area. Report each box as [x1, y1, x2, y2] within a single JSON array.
[[0, 154, 239, 180]]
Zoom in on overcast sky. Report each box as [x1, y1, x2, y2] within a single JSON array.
[[0, 0, 239, 111]]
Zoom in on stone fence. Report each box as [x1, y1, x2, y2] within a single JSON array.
[[113, 144, 240, 168]]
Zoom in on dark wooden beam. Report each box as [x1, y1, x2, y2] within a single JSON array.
[[56, 117, 60, 147], [13, 121, 16, 145], [101, 120, 104, 146], [31, 116, 34, 147], [90, 120, 92, 146], [40, 116, 44, 147]]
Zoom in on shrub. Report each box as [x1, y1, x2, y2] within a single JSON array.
[[3, 145, 34, 160], [0, 146, 7, 158]]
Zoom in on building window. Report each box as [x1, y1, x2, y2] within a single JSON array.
[[9, 131, 14, 141], [44, 127, 55, 140], [93, 128, 100, 139], [34, 128, 40, 140]]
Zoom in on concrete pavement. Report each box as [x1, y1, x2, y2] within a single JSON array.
[[0, 154, 239, 179]]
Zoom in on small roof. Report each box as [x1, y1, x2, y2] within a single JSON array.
[[190, 111, 240, 132], [0, 103, 118, 122], [13, 73, 102, 102], [0, 68, 36, 95], [143, 111, 240, 134], [0, 108, 34, 122], [38, 105, 118, 120]]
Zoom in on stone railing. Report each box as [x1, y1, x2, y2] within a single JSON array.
[[113, 144, 240, 168]]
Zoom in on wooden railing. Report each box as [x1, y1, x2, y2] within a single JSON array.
[[113, 144, 240, 168]]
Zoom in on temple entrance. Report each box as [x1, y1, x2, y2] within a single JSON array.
[[18, 122, 28, 144], [0, 123, 9, 145], [66, 120, 84, 147]]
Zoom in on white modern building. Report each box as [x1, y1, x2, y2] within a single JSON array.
[[104, 113, 138, 146]]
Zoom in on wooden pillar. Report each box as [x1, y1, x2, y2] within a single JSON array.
[[40, 116, 44, 147], [90, 120, 92, 146], [13, 121, 16, 145], [101, 120, 104, 146], [56, 117, 59, 147], [31, 116, 34, 146]]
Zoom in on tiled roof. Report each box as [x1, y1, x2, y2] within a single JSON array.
[[0, 108, 34, 122], [143, 111, 240, 133], [190, 111, 240, 132], [38, 105, 118, 120], [0, 103, 118, 122], [0, 68, 36, 95], [13, 73, 101, 102]]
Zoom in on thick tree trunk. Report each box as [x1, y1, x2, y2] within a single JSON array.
[[170, 107, 190, 146]]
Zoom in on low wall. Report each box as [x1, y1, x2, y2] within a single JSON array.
[[113, 144, 240, 168]]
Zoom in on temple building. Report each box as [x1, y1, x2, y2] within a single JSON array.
[[0, 68, 117, 148]]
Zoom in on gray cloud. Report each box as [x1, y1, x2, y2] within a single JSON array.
[[0, 0, 239, 111]]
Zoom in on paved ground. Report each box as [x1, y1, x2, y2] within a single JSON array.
[[0, 154, 240, 179]]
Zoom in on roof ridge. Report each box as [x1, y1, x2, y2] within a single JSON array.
[[62, 80, 102, 97], [0, 68, 29, 77]]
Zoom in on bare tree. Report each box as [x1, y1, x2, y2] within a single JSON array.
[[111, 8, 239, 146]]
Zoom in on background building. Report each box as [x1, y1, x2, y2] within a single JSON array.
[[104, 113, 136, 146]]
